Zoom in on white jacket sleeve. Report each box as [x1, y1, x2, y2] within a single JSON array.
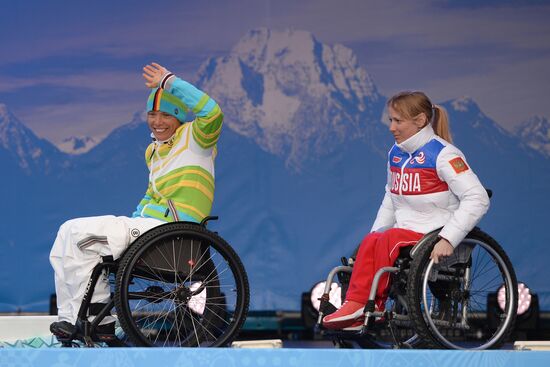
[[371, 163, 396, 232], [436, 146, 490, 247]]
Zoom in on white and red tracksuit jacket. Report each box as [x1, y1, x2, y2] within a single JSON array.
[[371, 124, 490, 247]]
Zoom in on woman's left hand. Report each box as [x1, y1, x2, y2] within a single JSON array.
[[143, 62, 169, 88], [430, 238, 454, 264]]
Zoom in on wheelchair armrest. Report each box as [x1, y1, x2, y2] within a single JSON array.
[[200, 215, 219, 227], [101, 255, 115, 264]]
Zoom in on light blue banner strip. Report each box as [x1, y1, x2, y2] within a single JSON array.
[[0, 348, 549, 367]]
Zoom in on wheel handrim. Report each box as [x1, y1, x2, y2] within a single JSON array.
[[421, 239, 516, 349]]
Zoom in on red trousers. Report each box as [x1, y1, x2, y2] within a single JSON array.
[[346, 228, 424, 307]]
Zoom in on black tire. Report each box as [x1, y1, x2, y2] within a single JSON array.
[[114, 222, 249, 347], [407, 228, 517, 349]]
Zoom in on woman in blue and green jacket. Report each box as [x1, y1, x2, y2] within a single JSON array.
[[49, 62, 223, 339]]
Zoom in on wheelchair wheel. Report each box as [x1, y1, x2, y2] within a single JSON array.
[[407, 228, 517, 349], [114, 222, 249, 347]]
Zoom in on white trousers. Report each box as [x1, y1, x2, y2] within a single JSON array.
[[49, 215, 163, 324]]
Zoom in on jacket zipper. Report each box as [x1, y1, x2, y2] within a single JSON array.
[[145, 131, 182, 219], [150, 145, 165, 200], [399, 153, 412, 196]]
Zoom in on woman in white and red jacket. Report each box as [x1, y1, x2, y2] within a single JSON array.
[[323, 91, 490, 330]]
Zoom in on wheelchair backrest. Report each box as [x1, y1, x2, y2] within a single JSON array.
[[134, 237, 210, 281]]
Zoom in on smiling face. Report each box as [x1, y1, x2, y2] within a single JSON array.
[[388, 106, 427, 144], [147, 111, 180, 141]]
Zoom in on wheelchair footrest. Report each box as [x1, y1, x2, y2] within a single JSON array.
[[95, 333, 117, 343], [321, 328, 376, 340], [318, 317, 388, 340]]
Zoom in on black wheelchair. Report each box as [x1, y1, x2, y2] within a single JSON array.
[[317, 220, 518, 349], [59, 216, 250, 347]]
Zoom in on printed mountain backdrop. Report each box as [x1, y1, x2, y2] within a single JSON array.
[[1, 29, 549, 311]]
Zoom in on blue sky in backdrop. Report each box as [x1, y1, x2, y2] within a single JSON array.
[[1, 0, 549, 144]]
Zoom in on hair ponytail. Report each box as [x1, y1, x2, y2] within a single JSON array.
[[432, 105, 452, 143]]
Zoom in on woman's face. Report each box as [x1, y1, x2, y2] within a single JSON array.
[[147, 111, 180, 141], [388, 106, 426, 144]]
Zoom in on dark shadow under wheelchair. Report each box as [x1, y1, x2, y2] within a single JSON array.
[[61, 216, 250, 347], [317, 191, 518, 350]]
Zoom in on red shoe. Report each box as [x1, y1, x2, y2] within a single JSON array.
[[322, 301, 365, 330], [342, 319, 365, 331]]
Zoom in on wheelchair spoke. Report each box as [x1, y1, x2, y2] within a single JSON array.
[[468, 251, 493, 284], [183, 248, 220, 284], [470, 272, 503, 296], [467, 295, 486, 313]]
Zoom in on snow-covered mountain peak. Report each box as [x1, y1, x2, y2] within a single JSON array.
[[0, 104, 29, 148], [515, 115, 549, 133], [231, 28, 317, 68], [0, 104, 66, 173], [196, 28, 384, 168], [445, 97, 511, 139], [0, 103, 9, 119], [229, 28, 379, 102], [58, 136, 99, 154], [450, 96, 477, 112], [0, 103, 22, 129], [514, 115, 550, 157]]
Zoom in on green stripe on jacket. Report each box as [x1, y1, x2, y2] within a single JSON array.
[[192, 104, 224, 149], [137, 166, 214, 222]]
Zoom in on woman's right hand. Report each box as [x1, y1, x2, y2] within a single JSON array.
[[430, 237, 454, 264], [142, 63, 169, 88]]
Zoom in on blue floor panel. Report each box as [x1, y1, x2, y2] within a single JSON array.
[[1, 347, 550, 367]]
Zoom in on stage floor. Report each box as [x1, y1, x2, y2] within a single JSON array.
[[1, 315, 549, 367], [1, 345, 550, 367]]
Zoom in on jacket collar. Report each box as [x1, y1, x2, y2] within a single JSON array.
[[150, 132, 177, 146], [397, 124, 436, 154]]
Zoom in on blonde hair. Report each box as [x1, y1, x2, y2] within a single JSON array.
[[387, 91, 452, 143]]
